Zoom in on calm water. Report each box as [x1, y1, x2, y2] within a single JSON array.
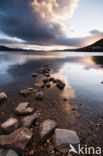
[[0, 51, 103, 115]]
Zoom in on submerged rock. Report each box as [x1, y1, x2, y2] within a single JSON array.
[[35, 92, 44, 100], [1, 118, 18, 133], [20, 89, 32, 96], [22, 111, 40, 127], [0, 92, 7, 102], [56, 80, 65, 90], [0, 127, 32, 152], [15, 102, 34, 115], [40, 119, 57, 142], [5, 150, 18, 156], [53, 128, 80, 151]]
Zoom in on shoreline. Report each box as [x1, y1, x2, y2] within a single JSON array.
[[0, 64, 103, 156]]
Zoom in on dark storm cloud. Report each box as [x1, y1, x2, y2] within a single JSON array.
[[0, 0, 65, 44], [0, 0, 80, 46], [0, 0, 103, 48]]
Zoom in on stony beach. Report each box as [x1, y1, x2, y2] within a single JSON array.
[[0, 53, 103, 156]]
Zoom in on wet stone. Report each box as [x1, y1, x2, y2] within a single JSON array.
[[1, 118, 19, 133], [40, 119, 57, 142], [35, 92, 44, 100], [43, 78, 49, 83], [20, 89, 32, 96], [22, 111, 40, 127], [53, 128, 80, 151], [56, 80, 65, 90], [5, 150, 18, 156], [0, 127, 32, 152], [45, 73, 50, 77], [0, 92, 7, 102], [15, 102, 34, 115], [32, 73, 37, 78], [46, 82, 50, 88]]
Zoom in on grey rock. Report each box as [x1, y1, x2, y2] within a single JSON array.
[[0, 127, 32, 152], [56, 80, 65, 90], [15, 102, 34, 115], [32, 73, 37, 77], [22, 111, 40, 127], [0, 92, 7, 102], [35, 92, 44, 100], [45, 73, 50, 77], [46, 82, 50, 88], [43, 78, 49, 83], [5, 150, 18, 156], [1, 118, 18, 133], [20, 89, 31, 96], [34, 82, 44, 88], [53, 128, 80, 149], [49, 77, 54, 81], [27, 88, 33, 91], [40, 119, 57, 142]]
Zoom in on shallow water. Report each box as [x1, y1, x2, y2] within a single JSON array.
[[0, 51, 103, 114]]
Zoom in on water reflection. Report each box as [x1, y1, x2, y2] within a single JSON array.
[[0, 51, 103, 113]]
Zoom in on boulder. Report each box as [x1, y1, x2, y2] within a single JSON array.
[[22, 111, 40, 127], [35, 92, 44, 100], [5, 150, 18, 156], [15, 102, 34, 115], [56, 80, 65, 90], [53, 128, 80, 151], [0, 92, 7, 102], [0, 127, 32, 152], [20, 89, 32, 96], [40, 119, 57, 142], [1, 118, 18, 133]]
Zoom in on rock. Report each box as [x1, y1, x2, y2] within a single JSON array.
[[15, 102, 34, 115], [22, 111, 40, 127], [40, 119, 57, 142], [34, 82, 44, 88], [1, 118, 18, 133], [53, 79, 58, 83], [35, 92, 44, 100], [32, 73, 37, 78], [20, 89, 32, 96], [46, 82, 50, 88], [5, 150, 18, 156], [53, 128, 80, 151], [0, 92, 7, 102], [43, 78, 49, 83], [0, 127, 32, 152], [27, 88, 33, 91], [45, 73, 50, 77], [49, 77, 54, 81], [63, 97, 67, 102], [56, 80, 65, 90]]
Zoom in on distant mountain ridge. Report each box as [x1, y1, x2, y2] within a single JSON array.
[[72, 39, 103, 52], [0, 45, 26, 51]]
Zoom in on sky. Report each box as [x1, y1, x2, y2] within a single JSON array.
[[0, 0, 103, 50]]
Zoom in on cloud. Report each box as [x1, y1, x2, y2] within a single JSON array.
[[0, 0, 79, 46], [0, 0, 103, 49]]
